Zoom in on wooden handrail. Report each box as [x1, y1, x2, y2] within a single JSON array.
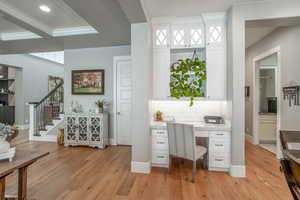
[[35, 80, 64, 108]]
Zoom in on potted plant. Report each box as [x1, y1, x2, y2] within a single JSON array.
[[169, 50, 206, 106], [95, 100, 108, 113]]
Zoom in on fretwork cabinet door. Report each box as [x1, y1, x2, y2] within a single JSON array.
[[89, 114, 104, 148], [77, 115, 90, 145], [65, 114, 78, 146]]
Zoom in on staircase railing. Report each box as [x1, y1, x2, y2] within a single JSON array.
[[29, 80, 64, 137]]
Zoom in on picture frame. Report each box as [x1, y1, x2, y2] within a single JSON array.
[[72, 69, 105, 95]]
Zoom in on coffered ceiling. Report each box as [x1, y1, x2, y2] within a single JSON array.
[[0, 0, 146, 54]]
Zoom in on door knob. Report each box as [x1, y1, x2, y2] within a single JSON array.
[[117, 112, 121, 115]]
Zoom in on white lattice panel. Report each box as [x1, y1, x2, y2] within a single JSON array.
[[190, 28, 203, 46], [173, 29, 185, 46], [155, 29, 168, 46], [208, 26, 222, 44]]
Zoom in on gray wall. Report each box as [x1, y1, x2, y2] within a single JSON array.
[[131, 23, 151, 164], [245, 25, 300, 135], [0, 54, 64, 126], [64, 45, 131, 140], [228, 0, 300, 176]]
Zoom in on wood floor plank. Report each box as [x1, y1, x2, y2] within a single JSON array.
[[4, 133, 293, 200]]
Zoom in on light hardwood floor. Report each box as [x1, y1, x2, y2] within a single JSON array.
[[5, 132, 292, 200]]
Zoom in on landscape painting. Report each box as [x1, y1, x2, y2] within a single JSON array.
[[72, 69, 104, 95]]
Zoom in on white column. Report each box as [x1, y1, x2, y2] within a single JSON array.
[[29, 103, 37, 140]]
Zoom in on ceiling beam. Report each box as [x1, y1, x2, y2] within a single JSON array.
[[62, 0, 131, 44], [0, 2, 53, 38], [117, 0, 147, 23]]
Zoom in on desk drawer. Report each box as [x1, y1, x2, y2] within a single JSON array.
[[152, 129, 168, 138], [152, 137, 168, 150], [211, 131, 230, 139], [210, 154, 230, 168], [152, 150, 169, 164], [210, 139, 230, 153]]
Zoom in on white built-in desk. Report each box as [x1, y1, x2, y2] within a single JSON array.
[[150, 121, 231, 172]]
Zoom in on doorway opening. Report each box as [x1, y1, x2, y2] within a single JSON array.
[[253, 51, 280, 155]]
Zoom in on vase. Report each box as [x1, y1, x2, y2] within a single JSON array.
[[98, 107, 104, 113], [0, 139, 10, 154]]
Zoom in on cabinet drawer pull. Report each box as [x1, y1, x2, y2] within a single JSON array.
[[215, 144, 224, 147], [157, 142, 165, 144], [157, 156, 165, 158], [215, 159, 224, 162], [216, 133, 224, 136]]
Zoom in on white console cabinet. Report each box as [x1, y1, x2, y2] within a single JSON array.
[[64, 113, 109, 148]]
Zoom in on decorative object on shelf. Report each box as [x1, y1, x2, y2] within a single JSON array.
[[283, 86, 299, 107], [70, 100, 83, 113], [170, 49, 206, 106], [154, 111, 163, 121], [0, 123, 18, 162], [245, 86, 250, 98], [72, 69, 105, 95], [64, 113, 109, 148], [95, 100, 108, 113]]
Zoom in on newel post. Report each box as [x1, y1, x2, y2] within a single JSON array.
[[29, 102, 38, 140]]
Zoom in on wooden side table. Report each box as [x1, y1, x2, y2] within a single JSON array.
[[0, 150, 49, 200]]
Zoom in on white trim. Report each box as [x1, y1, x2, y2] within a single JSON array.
[[53, 26, 98, 37], [113, 56, 131, 145], [30, 135, 57, 142], [109, 138, 117, 146], [131, 161, 151, 174], [245, 133, 254, 144], [0, 31, 41, 41], [16, 124, 29, 130], [230, 165, 246, 177], [252, 46, 281, 159]]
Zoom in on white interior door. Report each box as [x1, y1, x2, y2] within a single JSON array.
[[116, 57, 132, 145]]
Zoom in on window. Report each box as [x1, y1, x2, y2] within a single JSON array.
[[30, 51, 64, 64]]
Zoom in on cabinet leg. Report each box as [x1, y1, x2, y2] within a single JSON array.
[[18, 167, 28, 200]]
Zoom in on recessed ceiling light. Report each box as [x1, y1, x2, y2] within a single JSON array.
[[39, 5, 51, 13]]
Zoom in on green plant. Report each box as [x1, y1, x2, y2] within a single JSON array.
[[170, 56, 206, 106], [95, 100, 108, 112]]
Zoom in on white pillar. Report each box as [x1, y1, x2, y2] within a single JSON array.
[[29, 103, 37, 140]]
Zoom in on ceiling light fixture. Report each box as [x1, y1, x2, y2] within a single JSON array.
[[39, 5, 51, 13]]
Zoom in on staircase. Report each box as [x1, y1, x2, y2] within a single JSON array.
[[29, 80, 64, 142]]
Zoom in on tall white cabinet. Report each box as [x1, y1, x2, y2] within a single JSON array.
[[152, 13, 227, 100]]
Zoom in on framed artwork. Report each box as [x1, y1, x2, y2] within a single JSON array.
[[72, 69, 105, 95]]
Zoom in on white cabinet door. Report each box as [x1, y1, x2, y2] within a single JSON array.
[[206, 48, 226, 100], [171, 24, 187, 49], [206, 23, 225, 49], [153, 49, 171, 99], [188, 23, 205, 48], [153, 24, 170, 49]]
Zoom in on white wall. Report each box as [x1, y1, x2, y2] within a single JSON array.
[[150, 101, 228, 122], [64, 45, 131, 140], [0, 54, 64, 126], [245, 25, 300, 135]]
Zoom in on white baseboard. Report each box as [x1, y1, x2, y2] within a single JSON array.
[[245, 133, 254, 144], [16, 124, 29, 130], [131, 161, 151, 174], [30, 135, 57, 142], [109, 138, 117, 145], [230, 165, 246, 177]]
